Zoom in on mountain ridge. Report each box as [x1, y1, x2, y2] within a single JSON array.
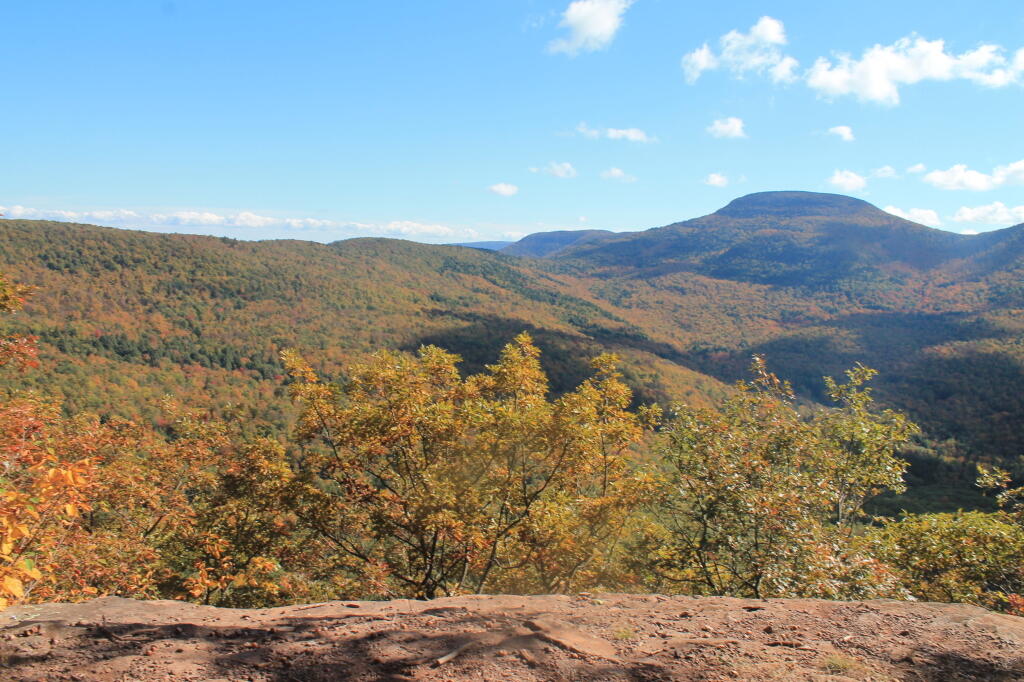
[[1, 190, 1022, 465]]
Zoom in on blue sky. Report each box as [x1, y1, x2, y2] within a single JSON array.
[[2, 0, 1022, 242]]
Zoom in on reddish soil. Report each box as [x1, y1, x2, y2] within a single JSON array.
[[3, 593, 1023, 681]]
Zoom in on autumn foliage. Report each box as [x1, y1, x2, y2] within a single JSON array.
[[281, 335, 659, 597], [2, 271, 1024, 613]]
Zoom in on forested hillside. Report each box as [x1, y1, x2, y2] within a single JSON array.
[[6, 214, 1024, 614], [529, 192, 1024, 463], [1, 191, 1022, 466], [0, 219, 724, 431]]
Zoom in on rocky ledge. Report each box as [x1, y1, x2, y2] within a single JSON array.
[[3, 593, 1023, 681]]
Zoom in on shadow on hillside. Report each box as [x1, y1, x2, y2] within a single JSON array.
[[676, 310, 1024, 463], [679, 310, 1014, 394], [401, 311, 696, 406], [404, 309, 1024, 460]]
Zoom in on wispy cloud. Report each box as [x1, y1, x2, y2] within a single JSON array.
[[534, 161, 578, 178], [606, 127, 652, 142], [489, 183, 519, 196], [828, 125, 855, 142], [704, 173, 729, 187], [707, 117, 746, 138], [548, 0, 634, 56], [576, 121, 655, 142], [600, 167, 636, 182], [0, 204, 476, 241]]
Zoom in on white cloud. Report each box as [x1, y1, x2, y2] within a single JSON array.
[[952, 201, 1024, 225], [606, 127, 652, 142], [544, 161, 578, 178], [684, 24, 1023, 104], [828, 169, 867, 192], [489, 183, 519, 196], [548, 0, 634, 56], [907, 163, 927, 174], [872, 165, 898, 179], [923, 159, 1024, 191], [600, 167, 636, 182], [924, 165, 996, 191], [381, 220, 457, 237], [682, 16, 798, 84], [232, 211, 280, 228], [681, 44, 718, 83], [704, 173, 729, 187], [576, 121, 654, 142], [707, 117, 746, 138], [154, 211, 228, 226], [503, 230, 528, 240], [283, 217, 336, 229], [807, 36, 1024, 105], [0, 204, 478, 242], [883, 205, 942, 226], [828, 125, 855, 142], [37, 208, 140, 223]]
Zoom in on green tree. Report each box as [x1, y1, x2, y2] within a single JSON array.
[[863, 510, 1024, 611], [650, 357, 915, 599]]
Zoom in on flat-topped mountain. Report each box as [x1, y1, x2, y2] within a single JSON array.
[[517, 191, 1023, 287], [715, 190, 888, 218]]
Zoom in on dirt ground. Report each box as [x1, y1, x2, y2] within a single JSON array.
[[2, 593, 1023, 681]]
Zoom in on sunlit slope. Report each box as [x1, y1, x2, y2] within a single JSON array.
[[0, 219, 726, 423]]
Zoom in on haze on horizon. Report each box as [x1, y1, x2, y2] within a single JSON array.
[[2, 0, 1022, 243]]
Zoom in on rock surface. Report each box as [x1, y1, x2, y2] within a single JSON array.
[[2, 593, 1024, 680]]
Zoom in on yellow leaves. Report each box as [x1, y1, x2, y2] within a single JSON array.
[[20, 562, 43, 581], [282, 334, 654, 598], [2, 575, 24, 598]]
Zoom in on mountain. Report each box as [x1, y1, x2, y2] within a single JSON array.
[[0, 219, 724, 426], [446, 240, 513, 250], [502, 192, 1024, 461], [1, 191, 1022, 469], [500, 229, 613, 258], [549, 191, 1016, 286]]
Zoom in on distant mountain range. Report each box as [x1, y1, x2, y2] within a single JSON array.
[[2, 191, 1022, 466], [447, 240, 512, 251]]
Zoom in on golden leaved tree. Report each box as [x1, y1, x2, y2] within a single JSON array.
[[0, 273, 91, 606], [282, 333, 659, 598], [0, 274, 309, 608]]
